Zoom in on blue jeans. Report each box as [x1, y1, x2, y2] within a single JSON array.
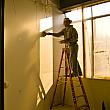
[[69, 43, 82, 76]]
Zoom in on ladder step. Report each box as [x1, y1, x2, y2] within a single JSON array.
[[57, 81, 68, 83], [59, 75, 70, 77], [79, 104, 89, 109], [76, 95, 84, 98], [60, 66, 65, 68], [57, 79, 68, 83], [73, 80, 79, 82], [62, 75, 70, 77], [57, 83, 63, 85], [76, 85, 81, 87], [59, 75, 63, 77]]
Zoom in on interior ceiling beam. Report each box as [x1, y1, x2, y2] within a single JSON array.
[[57, 0, 109, 11]]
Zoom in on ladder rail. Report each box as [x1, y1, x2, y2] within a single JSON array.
[[62, 70, 68, 105], [50, 49, 65, 109], [65, 51, 79, 110], [78, 76, 90, 109], [63, 48, 70, 105]]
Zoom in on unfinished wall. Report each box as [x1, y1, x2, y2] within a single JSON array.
[[83, 79, 110, 110], [4, 0, 54, 110]]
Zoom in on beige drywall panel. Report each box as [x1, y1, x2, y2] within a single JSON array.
[[4, 0, 54, 110]]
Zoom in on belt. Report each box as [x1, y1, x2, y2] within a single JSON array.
[[69, 42, 78, 45]]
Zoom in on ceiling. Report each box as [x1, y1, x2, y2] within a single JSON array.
[[50, 0, 108, 11], [59, 0, 91, 9]]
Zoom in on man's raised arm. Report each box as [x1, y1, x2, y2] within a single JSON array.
[[41, 29, 64, 37]]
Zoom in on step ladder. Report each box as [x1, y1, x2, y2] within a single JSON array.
[[50, 47, 90, 110]]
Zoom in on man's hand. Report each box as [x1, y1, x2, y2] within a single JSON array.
[[41, 31, 47, 37], [59, 40, 69, 44]]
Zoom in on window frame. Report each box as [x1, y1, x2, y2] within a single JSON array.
[[65, 1, 110, 79]]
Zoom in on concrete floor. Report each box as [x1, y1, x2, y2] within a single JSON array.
[[50, 105, 75, 110]]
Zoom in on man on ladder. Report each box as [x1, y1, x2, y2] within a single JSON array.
[[42, 18, 90, 110], [42, 18, 82, 77]]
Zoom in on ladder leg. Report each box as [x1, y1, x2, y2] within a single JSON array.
[[50, 49, 65, 109], [63, 49, 70, 105], [70, 75, 79, 110], [65, 52, 79, 110], [78, 76, 90, 109], [62, 64, 68, 105], [50, 79, 58, 109]]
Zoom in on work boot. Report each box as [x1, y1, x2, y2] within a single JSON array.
[[71, 72, 78, 77]]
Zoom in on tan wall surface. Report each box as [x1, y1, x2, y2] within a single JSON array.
[[4, 0, 54, 110], [64, 78, 110, 110]]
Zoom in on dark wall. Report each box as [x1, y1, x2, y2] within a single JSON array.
[[1, 0, 4, 109], [59, 0, 92, 9]]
